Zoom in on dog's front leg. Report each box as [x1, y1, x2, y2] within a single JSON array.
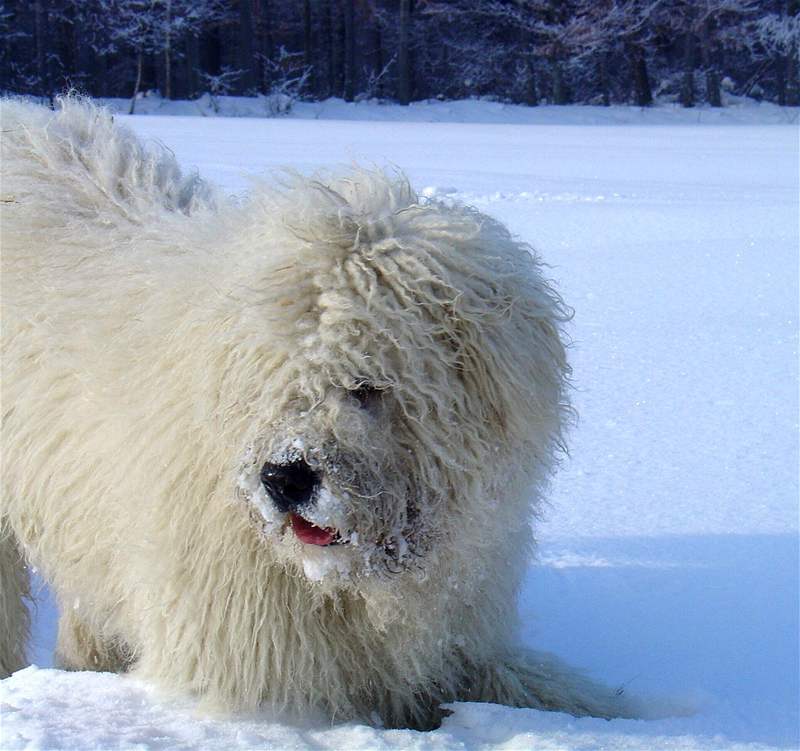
[[55, 608, 131, 674]]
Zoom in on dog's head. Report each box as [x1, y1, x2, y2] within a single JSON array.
[[226, 171, 570, 589]]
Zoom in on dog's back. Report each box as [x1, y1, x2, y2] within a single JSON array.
[[0, 98, 214, 235], [0, 97, 215, 677]]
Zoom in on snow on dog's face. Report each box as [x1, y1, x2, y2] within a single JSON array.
[[229, 172, 569, 588], [237, 383, 434, 584]]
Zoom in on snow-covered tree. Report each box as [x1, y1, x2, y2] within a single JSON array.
[[1, 0, 797, 107], [661, 0, 760, 106], [747, 1, 800, 104], [256, 45, 312, 115], [566, 0, 659, 106], [79, 0, 226, 110], [199, 65, 242, 112]]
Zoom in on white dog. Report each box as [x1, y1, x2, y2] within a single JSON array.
[[0, 98, 633, 728]]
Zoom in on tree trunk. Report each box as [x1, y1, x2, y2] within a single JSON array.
[[787, 54, 799, 106], [186, 33, 199, 99], [34, 0, 46, 97], [631, 45, 653, 107], [370, 21, 383, 98], [258, 0, 274, 93], [397, 0, 411, 104], [322, 0, 334, 97], [524, 57, 538, 106], [705, 67, 721, 107], [303, 0, 314, 95], [330, 0, 344, 97], [519, 28, 537, 107], [163, 0, 172, 99], [700, 20, 721, 107], [343, 0, 355, 101], [239, 0, 256, 93], [91, 49, 107, 98], [130, 52, 143, 114], [75, 19, 95, 93], [788, 0, 800, 105], [680, 32, 695, 108], [551, 60, 568, 105], [775, 56, 787, 106], [57, 12, 75, 90], [598, 52, 610, 106]]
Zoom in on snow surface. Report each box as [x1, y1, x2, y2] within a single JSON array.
[[95, 92, 800, 126], [2, 101, 797, 750]]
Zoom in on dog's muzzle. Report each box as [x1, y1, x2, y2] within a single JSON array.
[[260, 460, 320, 513], [260, 460, 340, 547]]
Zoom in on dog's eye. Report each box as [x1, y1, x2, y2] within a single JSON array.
[[349, 384, 381, 409]]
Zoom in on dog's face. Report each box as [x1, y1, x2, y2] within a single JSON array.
[[234, 259, 464, 585], [237, 391, 433, 584], [227, 177, 568, 589]]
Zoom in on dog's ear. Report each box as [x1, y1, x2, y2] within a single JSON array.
[[439, 232, 571, 457]]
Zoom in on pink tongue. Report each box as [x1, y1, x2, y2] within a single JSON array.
[[290, 513, 335, 546]]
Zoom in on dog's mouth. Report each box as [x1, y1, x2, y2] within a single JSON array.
[[289, 513, 340, 547]]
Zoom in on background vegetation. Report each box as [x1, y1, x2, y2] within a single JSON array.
[[2, 0, 798, 111]]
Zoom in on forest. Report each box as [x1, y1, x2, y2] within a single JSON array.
[[2, 1, 798, 111]]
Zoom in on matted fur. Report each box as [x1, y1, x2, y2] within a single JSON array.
[[0, 97, 634, 728]]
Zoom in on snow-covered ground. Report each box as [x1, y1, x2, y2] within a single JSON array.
[[95, 91, 800, 126], [2, 102, 797, 750]]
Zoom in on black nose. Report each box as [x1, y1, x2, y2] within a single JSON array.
[[260, 461, 320, 513]]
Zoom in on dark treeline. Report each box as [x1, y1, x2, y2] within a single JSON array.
[[2, 1, 798, 112]]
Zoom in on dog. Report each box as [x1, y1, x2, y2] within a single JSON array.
[[0, 97, 633, 728]]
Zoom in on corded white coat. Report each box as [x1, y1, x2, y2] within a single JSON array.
[[0, 98, 632, 728]]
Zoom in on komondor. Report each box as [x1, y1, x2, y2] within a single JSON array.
[[0, 98, 634, 728]]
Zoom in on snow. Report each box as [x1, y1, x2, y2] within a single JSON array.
[[96, 92, 800, 126], [0, 666, 784, 751], [299, 543, 353, 583], [2, 100, 797, 750]]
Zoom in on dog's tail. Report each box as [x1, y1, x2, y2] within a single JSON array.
[[0, 518, 30, 677]]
